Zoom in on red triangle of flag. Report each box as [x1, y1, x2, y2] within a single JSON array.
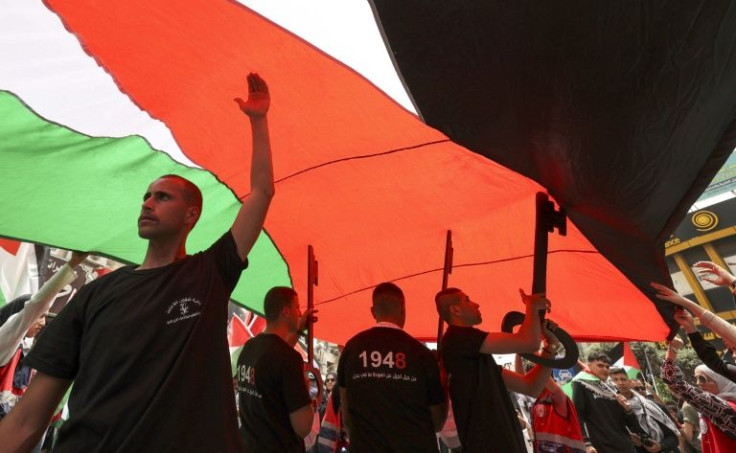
[[623, 342, 642, 371], [247, 315, 266, 337], [0, 238, 21, 256], [228, 315, 250, 347]]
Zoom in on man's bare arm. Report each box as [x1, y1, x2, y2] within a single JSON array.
[[231, 73, 275, 261], [430, 402, 448, 432], [289, 404, 314, 438], [501, 320, 560, 397], [480, 291, 549, 354], [0, 373, 71, 453], [339, 386, 351, 433], [502, 354, 553, 397]]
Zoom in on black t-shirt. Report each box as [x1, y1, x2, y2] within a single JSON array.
[[572, 379, 639, 453], [237, 333, 311, 453], [337, 325, 444, 453], [25, 232, 247, 453], [441, 325, 527, 453]]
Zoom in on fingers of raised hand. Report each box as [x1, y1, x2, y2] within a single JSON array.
[[234, 97, 247, 109], [649, 281, 667, 293], [534, 297, 551, 312], [71, 250, 89, 260], [246, 72, 269, 94], [650, 282, 677, 298]]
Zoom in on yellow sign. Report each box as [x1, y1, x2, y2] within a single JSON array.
[[692, 211, 719, 232]]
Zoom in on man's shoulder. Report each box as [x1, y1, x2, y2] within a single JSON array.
[[445, 324, 486, 336], [243, 334, 298, 358], [346, 326, 426, 348], [72, 265, 135, 295], [342, 328, 376, 351], [441, 324, 488, 350]]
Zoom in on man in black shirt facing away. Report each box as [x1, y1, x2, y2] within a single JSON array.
[[238, 286, 316, 453], [436, 287, 559, 453], [338, 282, 447, 452], [0, 73, 274, 452]]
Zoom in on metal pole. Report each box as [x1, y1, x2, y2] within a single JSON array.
[[436, 230, 453, 351], [643, 347, 660, 396], [307, 245, 318, 365]]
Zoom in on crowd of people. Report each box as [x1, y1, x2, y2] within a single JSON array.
[[0, 73, 735, 453]]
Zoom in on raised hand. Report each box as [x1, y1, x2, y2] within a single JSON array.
[[694, 261, 735, 287], [68, 251, 89, 268], [650, 282, 690, 307], [615, 393, 631, 411], [234, 73, 270, 118], [542, 320, 560, 345], [298, 308, 319, 332], [519, 289, 551, 313], [673, 309, 697, 333]]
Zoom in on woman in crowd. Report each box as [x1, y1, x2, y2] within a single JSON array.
[[661, 338, 736, 453]]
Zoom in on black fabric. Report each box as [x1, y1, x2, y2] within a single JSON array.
[[337, 326, 444, 453], [689, 331, 736, 382], [440, 325, 526, 453], [572, 379, 640, 453], [237, 333, 311, 453], [25, 232, 247, 453], [0, 294, 31, 328], [368, 1, 736, 333]]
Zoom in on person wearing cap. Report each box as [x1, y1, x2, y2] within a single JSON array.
[[0, 251, 87, 420]]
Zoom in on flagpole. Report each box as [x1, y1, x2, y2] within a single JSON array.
[[305, 245, 323, 400], [643, 346, 660, 396], [436, 230, 453, 352], [307, 245, 318, 365]]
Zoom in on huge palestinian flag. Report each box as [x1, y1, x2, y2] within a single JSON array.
[[0, 1, 687, 345]]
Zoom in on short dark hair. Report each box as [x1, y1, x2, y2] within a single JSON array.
[[372, 282, 404, 318], [435, 287, 463, 322], [609, 367, 627, 377], [159, 174, 203, 224], [264, 287, 297, 322], [587, 352, 611, 364]]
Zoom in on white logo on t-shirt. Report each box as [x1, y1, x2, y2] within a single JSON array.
[[166, 297, 202, 325]]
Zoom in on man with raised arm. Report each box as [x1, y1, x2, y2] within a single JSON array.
[[436, 287, 558, 453], [0, 72, 274, 453]]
